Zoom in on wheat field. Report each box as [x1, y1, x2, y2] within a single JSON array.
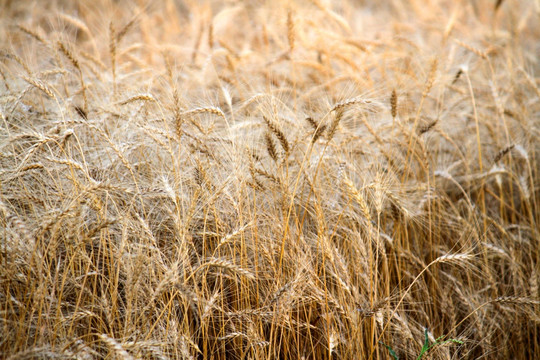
[[0, 0, 539, 359]]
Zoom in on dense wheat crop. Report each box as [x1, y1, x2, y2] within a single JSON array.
[[0, 0, 539, 358]]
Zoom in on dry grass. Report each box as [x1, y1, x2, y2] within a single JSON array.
[[0, 0, 539, 359]]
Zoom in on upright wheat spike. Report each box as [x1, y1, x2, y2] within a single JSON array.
[[287, 9, 295, 53], [109, 22, 117, 96], [57, 41, 87, 112], [390, 88, 397, 123]]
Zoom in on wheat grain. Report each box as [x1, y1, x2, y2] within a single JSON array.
[[109, 22, 117, 95], [99, 334, 134, 360], [287, 9, 295, 52], [17, 25, 46, 45], [193, 257, 255, 280], [264, 131, 278, 161], [119, 94, 156, 105], [390, 89, 397, 121], [455, 39, 488, 59], [22, 76, 55, 98], [434, 253, 473, 264], [263, 116, 289, 154], [116, 16, 138, 42]]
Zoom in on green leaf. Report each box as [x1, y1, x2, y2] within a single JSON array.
[[416, 328, 431, 360], [379, 341, 399, 360], [382, 329, 462, 360], [416, 329, 463, 360]]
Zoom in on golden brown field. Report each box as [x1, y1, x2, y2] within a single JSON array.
[[0, 0, 539, 358]]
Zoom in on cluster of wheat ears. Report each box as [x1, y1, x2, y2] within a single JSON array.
[[0, 0, 538, 359]]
